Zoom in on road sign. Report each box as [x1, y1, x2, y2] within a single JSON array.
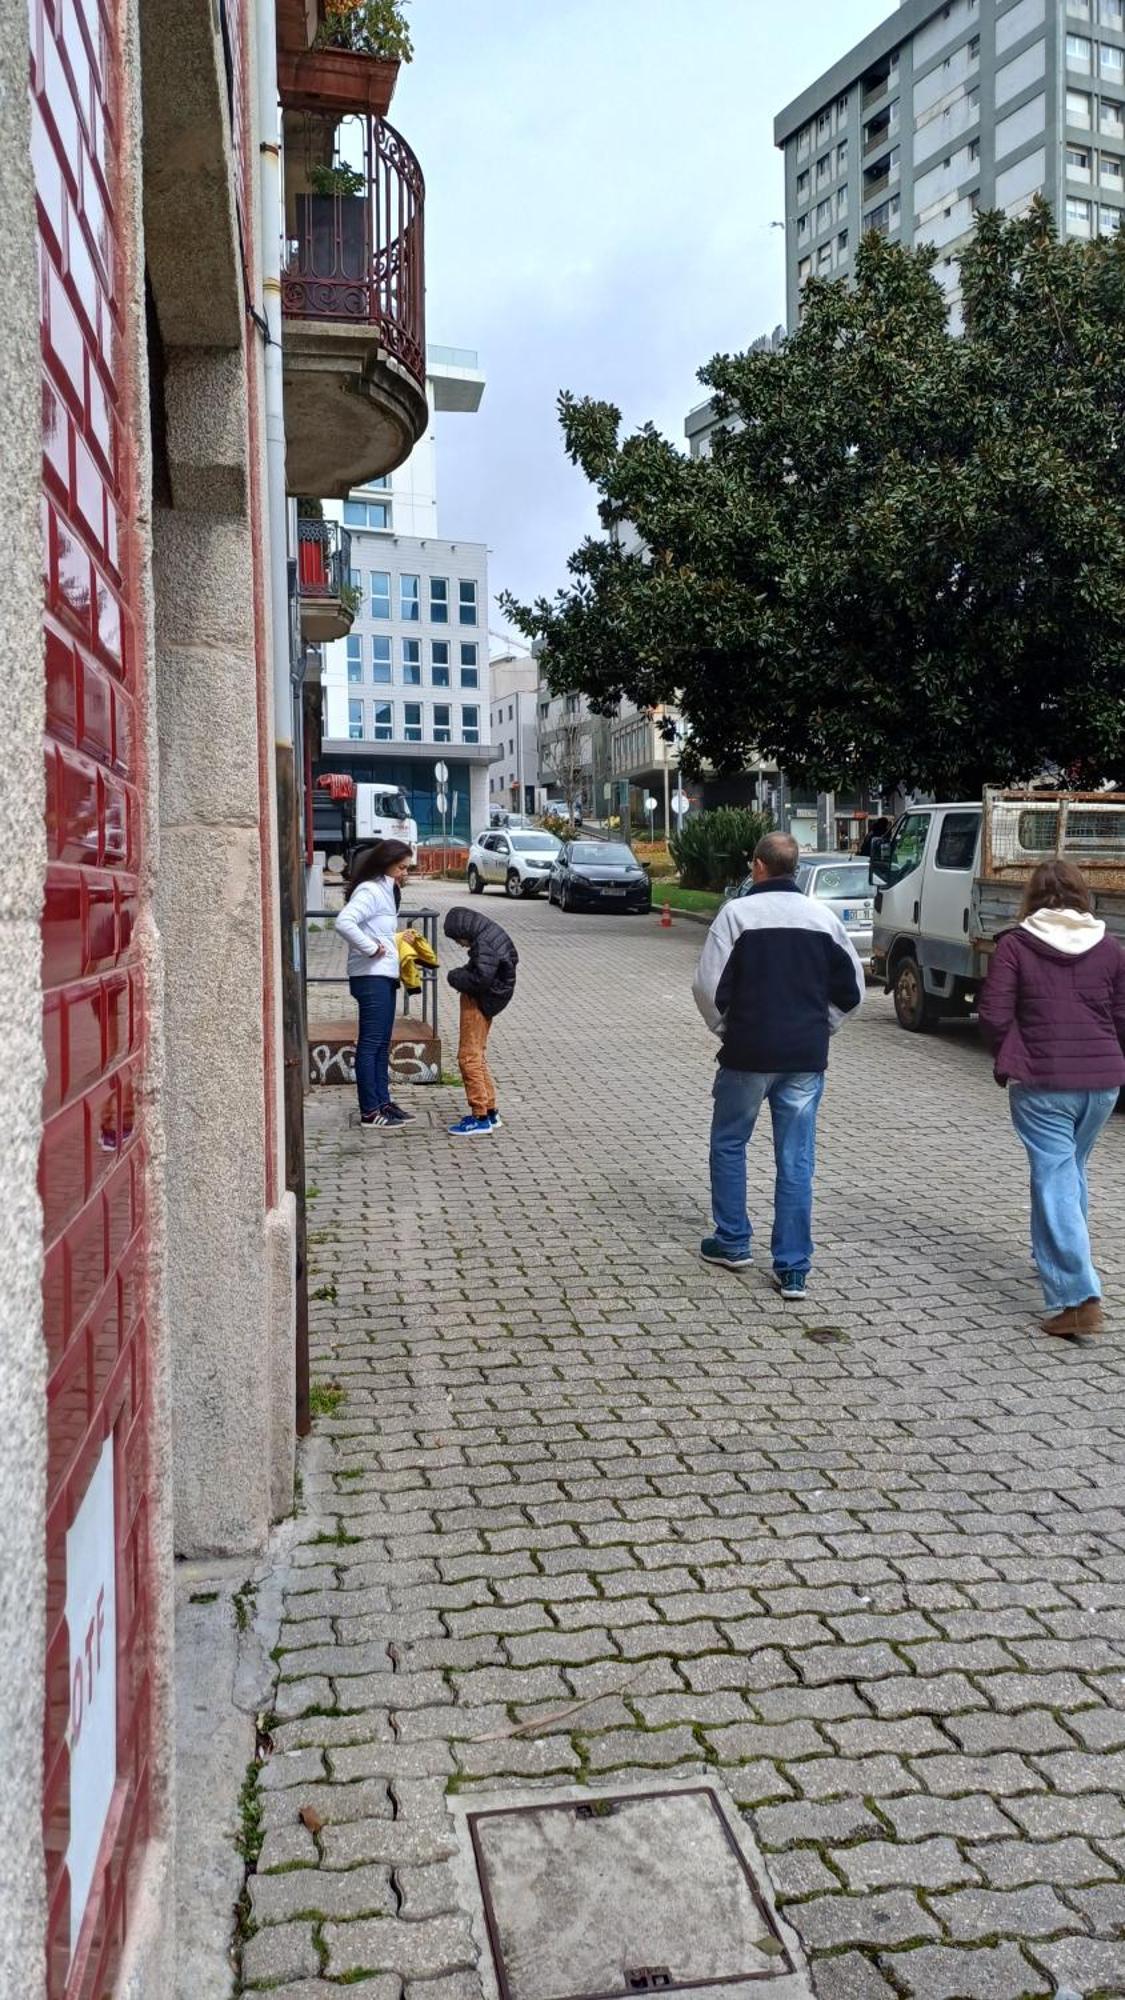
[[434, 760, 449, 784], [436, 791, 448, 815], [644, 794, 657, 814], [672, 790, 689, 815]]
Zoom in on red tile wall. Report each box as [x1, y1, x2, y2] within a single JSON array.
[[29, 0, 152, 1983]]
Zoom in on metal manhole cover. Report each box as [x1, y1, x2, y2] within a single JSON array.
[[463, 1784, 809, 2000]]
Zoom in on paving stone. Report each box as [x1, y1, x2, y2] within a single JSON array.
[[754, 1798, 884, 1850], [909, 1752, 1044, 1797], [272, 1677, 336, 1722], [791, 1889, 939, 1952], [1063, 1880, 1125, 1931], [926, 1884, 1078, 1942], [863, 1674, 987, 1719], [824, 1716, 949, 1758], [1003, 1791, 1125, 1839], [877, 1941, 1051, 1999], [941, 1709, 1073, 1756], [241, 1921, 320, 1987], [257, 1824, 319, 1873], [259, 1778, 393, 1830], [765, 1847, 839, 1901], [250, 1862, 395, 1925], [1031, 1935, 1125, 1991], [878, 1795, 1016, 1842], [395, 1865, 461, 1921], [833, 1837, 979, 1893], [320, 1819, 460, 1869], [964, 1835, 1116, 1889], [323, 1914, 477, 1979], [404, 1977, 484, 2000], [253, 1984, 400, 2000], [705, 1719, 828, 1763], [811, 1953, 899, 2000]]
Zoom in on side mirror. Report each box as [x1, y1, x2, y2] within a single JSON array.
[[868, 836, 892, 884]]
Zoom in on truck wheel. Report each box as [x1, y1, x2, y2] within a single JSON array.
[[467, 866, 484, 895], [894, 956, 940, 1033]]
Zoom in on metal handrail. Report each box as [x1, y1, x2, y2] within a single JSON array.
[[306, 906, 440, 1040]]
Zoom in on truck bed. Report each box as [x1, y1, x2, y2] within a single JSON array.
[[974, 881, 1125, 948]]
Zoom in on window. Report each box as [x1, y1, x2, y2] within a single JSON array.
[[429, 576, 449, 624], [402, 637, 421, 685], [1070, 0, 1092, 14], [403, 701, 422, 744], [934, 810, 980, 871], [1067, 32, 1093, 69], [1068, 144, 1092, 177], [1102, 0, 1124, 23], [1102, 151, 1124, 184], [372, 701, 393, 743], [458, 579, 478, 626], [817, 109, 832, 139], [460, 642, 478, 688], [796, 168, 810, 201], [817, 243, 833, 272], [969, 136, 981, 161], [837, 92, 849, 117], [371, 635, 392, 684], [1069, 87, 1094, 123], [461, 704, 480, 744], [837, 139, 848, 172], [797, 123, 812, 158], [1067, 193, 1094, 232], [347, 698, 364, 741], [837, 185, 849, 216], [400, 574, 420, 622], [1102, 41, 1125, 80], [1101, 202, 1123, 230], [370, 570, 390, 619], [838, 228, 850, 254], [968, 32, 979, 59], [881, 811, 930, 885], [346, 635, 363, 684], [816, 197, 832, 230], [816, 153, 832, 186], [344, 499, 391, 530], [433, 703, 452, 744], [798, 254, 812, 285], [797, 214, 810, 245], [1102, 98, 1125, 134], [431, 640, 450, 686]]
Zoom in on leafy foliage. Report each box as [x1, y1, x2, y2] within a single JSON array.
[[670, 806, 773, 892], [317, 0, 413, 60], [502, 204, 1125, 797]]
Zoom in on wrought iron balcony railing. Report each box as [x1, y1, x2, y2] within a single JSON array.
[[297, 516, 352, 602], [283, 114, 425, 389]]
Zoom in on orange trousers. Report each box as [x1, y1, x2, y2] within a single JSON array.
[[457, 996, 496, 1117]]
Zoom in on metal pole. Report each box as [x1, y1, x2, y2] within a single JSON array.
[[663, 755, 670, 844]]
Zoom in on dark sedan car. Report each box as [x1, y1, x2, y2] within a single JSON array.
[[547, 841, 652, 914]]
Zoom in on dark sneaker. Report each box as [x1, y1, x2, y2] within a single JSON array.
[[487, 1110, 503, 1130], [699, 1236, 752, 1271], [449, 1114, 492, 1137], [771, 1269, 807, 1300], [385, 1100, 414, 1122], [380, 1103, 410, 1127], [360, 1110, 389, 1127]]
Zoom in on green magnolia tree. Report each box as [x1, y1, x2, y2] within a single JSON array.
[[503, 203, 1125, 797]]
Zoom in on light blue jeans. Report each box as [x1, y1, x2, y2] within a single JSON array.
[[709, 1067, 826, 1276], [1009, 1086, 1118, 1312]]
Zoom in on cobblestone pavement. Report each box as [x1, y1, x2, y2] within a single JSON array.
[[244, 881, 1125, 2000]]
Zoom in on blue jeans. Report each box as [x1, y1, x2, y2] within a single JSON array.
[[709, 1067, 826, 1275], [1009, 1086, 1118, 1311], [350, 975, 398, 1115]]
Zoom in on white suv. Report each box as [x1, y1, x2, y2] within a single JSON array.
[[467, 829, 561, 898]]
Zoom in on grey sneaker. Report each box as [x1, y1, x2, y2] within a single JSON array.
[[700, 1236, 752, 1271], [771, 1269, 807, 1301]]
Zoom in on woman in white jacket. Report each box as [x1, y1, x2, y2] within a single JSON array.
[[334, 839, 413, 1127]]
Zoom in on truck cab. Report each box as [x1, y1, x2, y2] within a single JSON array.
[[870, 804, 983, 1030], [353, 784, 419, 866]]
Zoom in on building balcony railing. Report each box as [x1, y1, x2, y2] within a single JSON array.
[[297, 517, 356, 643], [862, 66, 899, 110], [283, 114, 425, 385]]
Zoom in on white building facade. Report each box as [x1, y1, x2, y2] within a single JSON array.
[[320, 350, 493, 842], [489, 652, 540, 815]]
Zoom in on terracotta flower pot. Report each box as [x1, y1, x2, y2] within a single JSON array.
[[278, 45, 399, 117]]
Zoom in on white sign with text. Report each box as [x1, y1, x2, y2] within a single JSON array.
[[66, 1434, 117, 1962]]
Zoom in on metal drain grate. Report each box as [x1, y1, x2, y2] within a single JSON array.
[[464, 1784, 807, 2000]]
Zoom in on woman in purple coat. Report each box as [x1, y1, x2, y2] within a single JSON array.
[[979, 859, 1125, 1337]]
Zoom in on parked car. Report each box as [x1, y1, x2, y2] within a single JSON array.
[[729, 851, 875, 967], [489, 808, 528, 830], [548, 841, 652, 914], [467, 828, 562, 897], [543, 800, 583, 827]]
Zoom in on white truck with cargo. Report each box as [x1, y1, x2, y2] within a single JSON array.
[[870, 788, 1125, 1032], [313, 776, 419, 874]]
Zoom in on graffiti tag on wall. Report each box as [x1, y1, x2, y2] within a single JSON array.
[[309, 1039, 440, 1086]]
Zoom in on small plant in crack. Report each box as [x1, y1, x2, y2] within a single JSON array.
[[312, 1283, 338, 1303], [309, 1383, 346, 1418], [232, 1578, 258, 1633]]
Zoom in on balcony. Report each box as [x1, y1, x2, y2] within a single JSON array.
[[296, 517, 356, 642], [280, 103, 428, 496]]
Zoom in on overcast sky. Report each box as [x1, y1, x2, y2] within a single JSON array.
[[392, 0, 890, 641]]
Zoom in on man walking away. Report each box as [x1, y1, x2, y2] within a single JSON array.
[[692, 831, 864, 1298]]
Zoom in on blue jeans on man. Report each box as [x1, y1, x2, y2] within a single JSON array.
[[709, 1066, 826, 1275], [1009, 1086, 1118, 1311], [349, 975, 398, 1116]]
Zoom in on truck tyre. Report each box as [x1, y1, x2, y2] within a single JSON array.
[[467, 866, 484, 895], [894, 955, 940, 1033]]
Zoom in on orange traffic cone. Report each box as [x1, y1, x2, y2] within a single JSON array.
[[660, 902, 672, 928]]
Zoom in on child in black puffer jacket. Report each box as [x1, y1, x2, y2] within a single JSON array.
[[443, 907, 519, 1136]]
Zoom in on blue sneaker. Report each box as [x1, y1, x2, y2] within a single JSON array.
[[700, 1236, 752, 1271], [448, 1114, 492, 1137], [771, 1269, 807, 1300]]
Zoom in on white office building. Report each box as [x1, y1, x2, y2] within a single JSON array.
[[489, 652, 540, 816], [319, 347, 492, 842]]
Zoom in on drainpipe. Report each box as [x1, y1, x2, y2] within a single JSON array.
[[257, 0, 310, 1437]]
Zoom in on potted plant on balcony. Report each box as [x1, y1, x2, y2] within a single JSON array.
[[278, 0, 411, 118], [297, 161, 369, 285]]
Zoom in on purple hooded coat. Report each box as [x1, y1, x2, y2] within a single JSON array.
[[978, 918, 1125, 1091]]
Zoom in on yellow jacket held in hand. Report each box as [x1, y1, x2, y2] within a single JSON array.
[[396, 928, 438, 993]]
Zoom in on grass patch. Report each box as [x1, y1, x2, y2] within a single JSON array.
[[650, 884, 724, 915], [311, 1283, 338, 1303], [310, 1383, 345, 1419], [232, 1578, 257, 1633], [188, 1590, 219, 1605], [306, 1183, 320, 1201]]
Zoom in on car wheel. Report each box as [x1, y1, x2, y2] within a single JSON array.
[[506, 870, 524, 899], [560, 883, 570, 912], [467, 866, 484, 895], [894, 955, 940, 1033]]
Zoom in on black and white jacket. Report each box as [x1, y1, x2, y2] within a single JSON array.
[[692, 880, 864, 1073]]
